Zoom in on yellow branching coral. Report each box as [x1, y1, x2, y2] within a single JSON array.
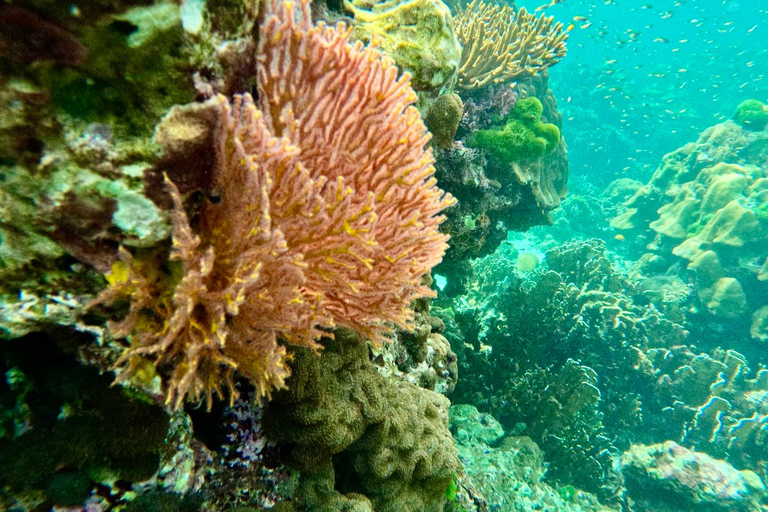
[[90, 0, 455, 410], [454, 0, 568, 91]]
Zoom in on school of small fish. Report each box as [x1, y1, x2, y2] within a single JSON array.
[[529, 0, 767, 183]]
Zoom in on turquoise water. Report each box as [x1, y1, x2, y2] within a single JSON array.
[[519, 0, 768, 187]]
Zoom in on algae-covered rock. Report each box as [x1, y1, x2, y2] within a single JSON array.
[[262, 329, 459, 512], [0, 332, 170, 509], [620, 441, 765, 512], [345, 0, 462, 91]]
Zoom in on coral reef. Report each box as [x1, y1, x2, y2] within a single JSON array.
[[434, 73, 569, 294], [345, 0, 462, 91], [89, 0, 456, 410], [262, 328, 459, 512], [450, 404, 617, 512], [620, 441, 765, 512], [641, 345, 768, 473], [454, 0, 568, 91], [611, 116, 768, 334], [435, 239, 687, 500], [1, 0, 580, 510]]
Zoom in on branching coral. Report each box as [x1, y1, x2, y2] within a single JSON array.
[[454, 0, 568, 91], [90, 0, 455, 410]]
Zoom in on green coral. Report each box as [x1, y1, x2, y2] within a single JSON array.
[[262, 329, 459, 512], [733, 99, 768, 131], [467, 97, 561, 163]]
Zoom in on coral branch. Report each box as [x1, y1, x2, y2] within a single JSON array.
[[455, 0, 568, 91]]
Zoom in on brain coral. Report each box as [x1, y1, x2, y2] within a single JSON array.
[[90, 0, 455, 409], [263, 329, 459, 512]]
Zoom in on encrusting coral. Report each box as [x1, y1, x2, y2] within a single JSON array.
[[90, 0, 456, 410], [344, 0, 462, 91], [454, 0, 568, 91]]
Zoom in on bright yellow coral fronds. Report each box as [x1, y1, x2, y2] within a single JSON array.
[[455, 0, 568, 90]]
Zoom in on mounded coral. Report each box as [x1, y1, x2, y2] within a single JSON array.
[[612, 119, 768, 330], [734, 99, 768, 131], [425, 93, 464, 149], [262, 329, 459, 512], [345, 0, 462, 91]]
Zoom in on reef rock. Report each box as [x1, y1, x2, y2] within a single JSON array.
[[620, 441, 765, 512], [345, 0, 462, 91]]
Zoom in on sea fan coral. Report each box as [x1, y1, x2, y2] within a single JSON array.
[[91, 0, 455, 410]]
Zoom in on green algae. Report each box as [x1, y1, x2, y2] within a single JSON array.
[[41, 3, 195, 136]]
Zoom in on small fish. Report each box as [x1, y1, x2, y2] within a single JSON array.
[[573, 15, 589, 21], [653, 37, 670, 43], [535, 0, 566, 12]]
